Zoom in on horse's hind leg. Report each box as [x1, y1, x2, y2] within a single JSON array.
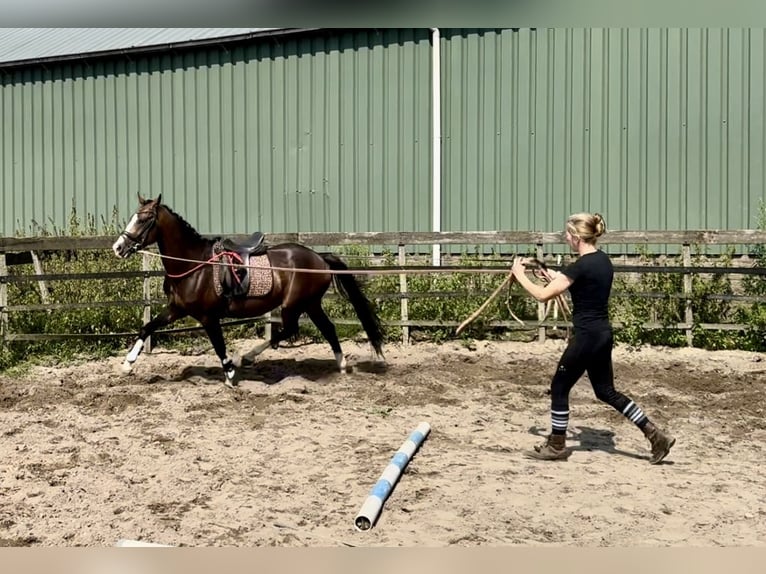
[[122, 304, 185, 374], [306, 301, 346, 374], [200, 316, 237, 388], [235, 307, 302, 367], [258, 305, 306, 358], [236, 329, 272, 366]]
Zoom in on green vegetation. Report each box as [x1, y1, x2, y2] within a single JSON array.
[[733, 201, 766, 351], [611, 202, 766, 352], [1, 205, 764, 371], [314, 247, 538, 345]]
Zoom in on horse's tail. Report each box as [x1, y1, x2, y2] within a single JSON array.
[[322, 254, 385, 358]]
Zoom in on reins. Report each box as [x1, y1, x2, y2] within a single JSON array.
[[161, 250, 245, 279]]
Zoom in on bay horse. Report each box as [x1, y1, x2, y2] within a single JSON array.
[[112, 194, 385, 386]]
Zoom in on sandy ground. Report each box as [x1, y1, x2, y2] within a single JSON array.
[[0, 336, 764, 547]]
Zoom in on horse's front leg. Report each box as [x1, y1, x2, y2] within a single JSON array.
[[122, 304, 186, 374], [200, 316, 237, 388]]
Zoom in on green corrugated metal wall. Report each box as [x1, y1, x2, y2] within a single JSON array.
[[0, 29, 433, 236], [442, 28, 766, 234], [2, 28, 765, 239]]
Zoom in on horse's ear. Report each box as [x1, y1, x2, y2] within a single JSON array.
[[137, 191, 146, 204], [156, 194, 162, 205]]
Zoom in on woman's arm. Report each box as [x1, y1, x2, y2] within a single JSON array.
[[544, 268, 562, 280], [511, 258, 573, 303]]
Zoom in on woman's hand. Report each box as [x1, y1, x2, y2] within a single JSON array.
[[511, 257, 529, 279], [542, 268, 560, 280]]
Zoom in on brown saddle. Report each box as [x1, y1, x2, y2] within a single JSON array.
[[212, 233, 273, 298]]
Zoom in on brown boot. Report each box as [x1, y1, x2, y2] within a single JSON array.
[[525, 433, 571, 461], [643, 422, 676, 464]]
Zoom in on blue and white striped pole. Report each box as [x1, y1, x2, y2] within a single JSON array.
[[354, 421, 431, 531]]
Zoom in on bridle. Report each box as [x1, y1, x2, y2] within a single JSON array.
[[119, 204, 158, 255]]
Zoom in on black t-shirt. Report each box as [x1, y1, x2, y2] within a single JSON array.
[[561, 250, 613, 332]]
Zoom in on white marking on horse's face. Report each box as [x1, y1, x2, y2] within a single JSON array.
[[112, 213, 140, 258]]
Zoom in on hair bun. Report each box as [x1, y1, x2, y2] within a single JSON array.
[[593, 213, 607, 237]]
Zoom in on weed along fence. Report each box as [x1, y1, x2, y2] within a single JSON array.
[[0, 230, 765, 355]]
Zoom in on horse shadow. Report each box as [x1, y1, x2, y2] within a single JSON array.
[[151, 355, 389, 387], [528, 424, 672, 464]]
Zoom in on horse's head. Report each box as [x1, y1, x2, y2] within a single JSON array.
[[112, 193, 163, 258]]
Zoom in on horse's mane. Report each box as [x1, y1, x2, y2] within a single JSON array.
[[160, 204, 210, 243]]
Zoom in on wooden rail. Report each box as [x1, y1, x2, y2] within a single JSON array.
[[1, 230, 764, 348], [3, 229, 766, 251]]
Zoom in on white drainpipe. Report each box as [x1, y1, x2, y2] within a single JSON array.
[[431, 27, 442, 266]]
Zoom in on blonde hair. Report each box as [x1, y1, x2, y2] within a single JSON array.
[[566, 212, 607, 244]]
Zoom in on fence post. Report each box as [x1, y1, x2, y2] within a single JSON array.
[[0, 253, 7, 347], [398, 244, 409, 346], [682, 244, 694, 347], [30, 251, 51, 304], [536, 244, 546, 343], [264, 311, 273, 342], [142, 252, 153, 353]]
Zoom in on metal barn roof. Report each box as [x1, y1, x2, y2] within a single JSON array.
[[0, 28, 296, 67]]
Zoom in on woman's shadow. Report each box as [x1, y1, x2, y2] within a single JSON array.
[[529, 425, 672, 464]]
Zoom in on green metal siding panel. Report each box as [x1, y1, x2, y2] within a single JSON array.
[[0, 29, 433, 237], [441, 28, 766, 237], [3, 28, 766, 240], [748, 30, 766, 227], [239, 29, 433, 237]]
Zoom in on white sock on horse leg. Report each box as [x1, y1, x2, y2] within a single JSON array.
[[335, 352, 347, 373], [222, 358, 237, 385], [122, 339, 144, 373], [126, 339, 144, 363]]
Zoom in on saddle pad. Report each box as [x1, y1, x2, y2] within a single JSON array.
[[246, 254, 273, 296], [213, 253, 273, 298]]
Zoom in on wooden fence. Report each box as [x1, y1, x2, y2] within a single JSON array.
[[1, 230, 765, 349]]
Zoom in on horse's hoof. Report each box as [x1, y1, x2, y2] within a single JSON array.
[[223, 366, 238, 388], [121, 361, 134, 375], [337, 354, 349, 374]]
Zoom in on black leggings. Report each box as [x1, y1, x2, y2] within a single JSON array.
[[550, 329, 632, 414]]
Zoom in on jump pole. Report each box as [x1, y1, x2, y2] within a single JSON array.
[[354, 421, 431, 531], [115, 539, 174, 547]]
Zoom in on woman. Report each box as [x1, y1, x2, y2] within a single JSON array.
[[510, 212, 676, 464]]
